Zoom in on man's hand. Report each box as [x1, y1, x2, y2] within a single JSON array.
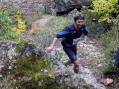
[[46, 46, 54, 53], [84, 36, 88, 43]]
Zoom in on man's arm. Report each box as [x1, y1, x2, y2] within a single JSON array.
[[46, 26, 70, 53], [50, 37, 59, 47], [46, 37, 59, 53], [84, 36, 88, 42]]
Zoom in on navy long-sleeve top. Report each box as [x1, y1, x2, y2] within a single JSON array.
[[56, 24, 88, 46]]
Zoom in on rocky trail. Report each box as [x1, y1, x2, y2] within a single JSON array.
[[50, 38, 106, 89], [24, 15, 106, 89]]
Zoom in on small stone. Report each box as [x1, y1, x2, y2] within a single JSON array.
[[43, 69, 48, 73], [0, 75, 3, 77]]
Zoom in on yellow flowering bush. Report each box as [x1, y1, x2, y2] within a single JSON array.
[[12, 11, 26, 35], [0, 8, 26, 42], [91, 0, 118, 22]]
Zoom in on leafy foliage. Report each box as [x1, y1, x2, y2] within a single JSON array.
[[0, 8, 26, 42], [99, 26, 119, 73], [81, 0, 119, 75], [91, 0, 118, 22], [14, 56, 54, 78]]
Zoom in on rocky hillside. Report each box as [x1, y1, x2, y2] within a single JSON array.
[[0, 0, 91, 16]]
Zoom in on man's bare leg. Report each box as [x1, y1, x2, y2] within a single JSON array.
[[72, 59, 80, 73]]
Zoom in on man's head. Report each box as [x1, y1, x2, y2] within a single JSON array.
[[74, 14, 85, 28]]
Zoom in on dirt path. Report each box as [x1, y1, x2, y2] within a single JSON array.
[[77, 38, 105, 89], [29, 15, 53, 34], [23, 15, 53, 45], [51, 37, 106, 89]]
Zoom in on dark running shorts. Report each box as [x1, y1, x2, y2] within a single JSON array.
[[62, 45, 77, 62]]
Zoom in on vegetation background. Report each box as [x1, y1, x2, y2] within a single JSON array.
[[0, 0, 119, 89]]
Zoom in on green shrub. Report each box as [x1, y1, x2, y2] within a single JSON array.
[[81, 0, 118, 36], [101, 58, 118, 73], [14, 56, 54, 78], [81, 0, 119, 75], [100, 28, 118, 53], [91, 0, 118, 22], [0, 7, 26, 42], [99, 27, 119, 73]]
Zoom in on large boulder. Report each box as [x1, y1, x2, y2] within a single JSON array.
[[55, 0, 81, 13], [44, 0, 91, 15], [54, 0, 91, 15]]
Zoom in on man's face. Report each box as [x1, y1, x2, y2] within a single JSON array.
[[75, 19, 85, 28]]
